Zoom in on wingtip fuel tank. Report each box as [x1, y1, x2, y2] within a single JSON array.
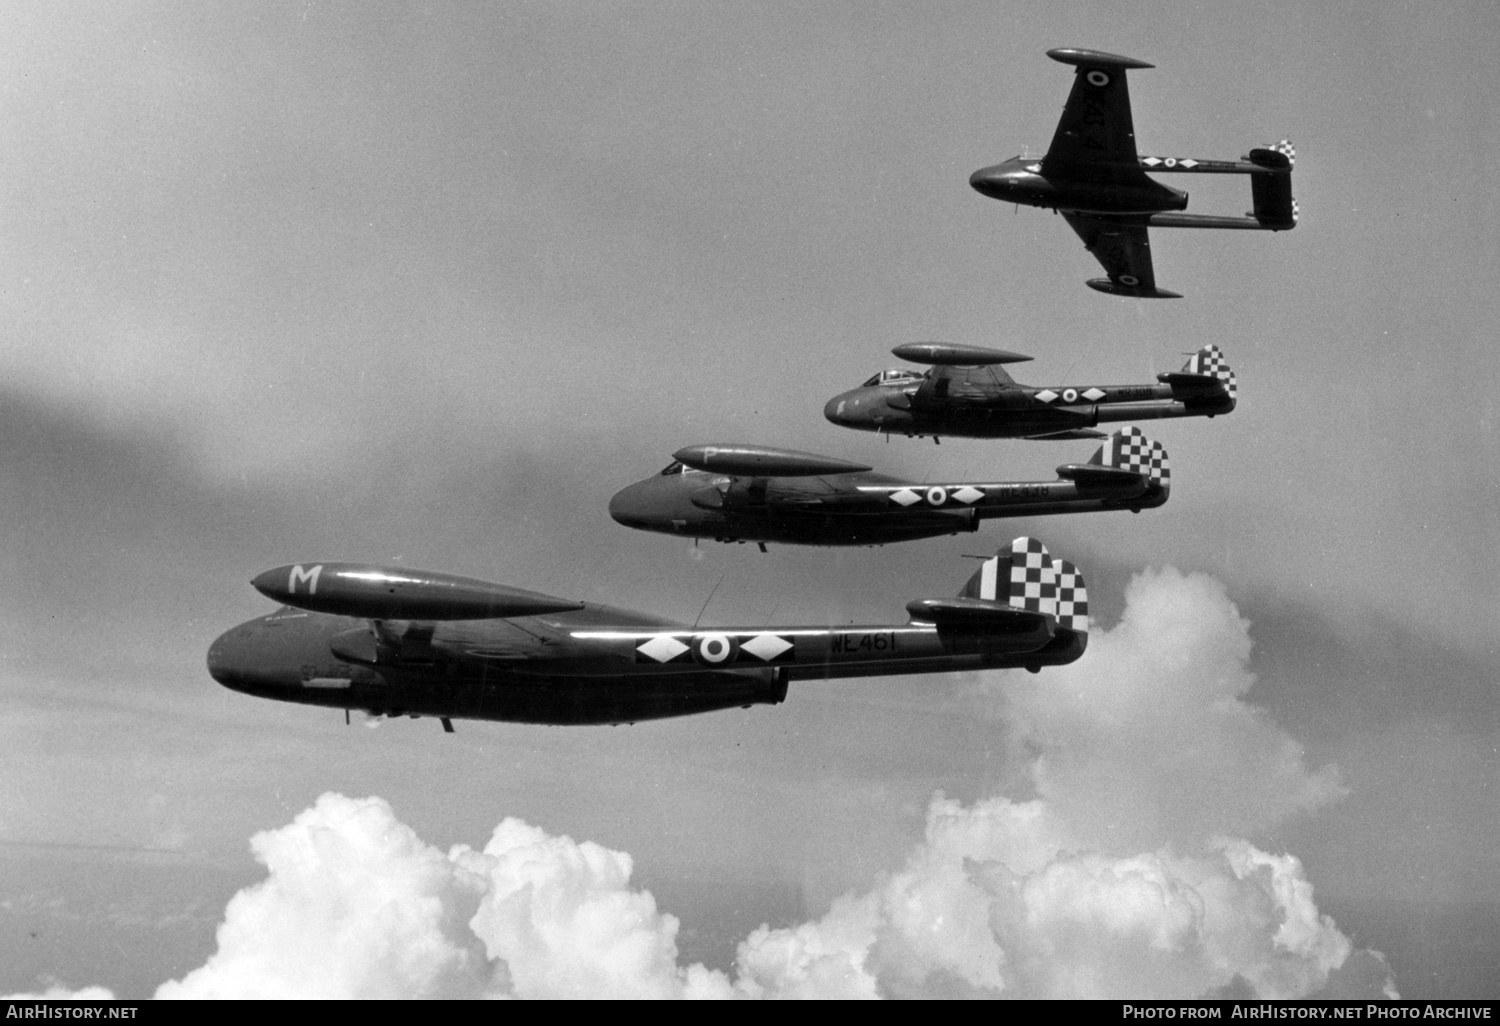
[[251, 563, 584, 620], [891, 342, 1033, 366], [672, 444, 873, 477], [1045, 47, 1155, 70]]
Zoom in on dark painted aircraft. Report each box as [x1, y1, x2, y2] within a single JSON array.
[[609, 427, 1167, 548], [207, 537, 1088, 727], [969, 47, 1296, 298], [825, 342, 1235, 441]]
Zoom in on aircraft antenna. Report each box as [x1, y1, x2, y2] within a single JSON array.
[[693, 572, 727, 629]]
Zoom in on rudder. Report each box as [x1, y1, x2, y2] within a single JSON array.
[[1090, 427, 1170, 489], [959, 537, 1089, 633], [1248, 140, 1296, 229], [1180, 344, 1236, 400]]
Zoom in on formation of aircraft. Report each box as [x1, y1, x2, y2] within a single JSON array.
[[609, 427, 1168, 548], [208, 47, 1276, 727], [968, 48, 1295, 297], [208, 538, 1089, 727], [825, 343, 1234, 441]]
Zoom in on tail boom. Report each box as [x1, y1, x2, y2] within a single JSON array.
[[1147, 212, 1292, 230]]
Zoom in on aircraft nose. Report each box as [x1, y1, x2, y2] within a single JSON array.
[[969, 165, 1009, 198], [824, 393, 852, 425], [608, 480, 654, 528], [825, 391, 876, 428], [206, 624, 249, 689]]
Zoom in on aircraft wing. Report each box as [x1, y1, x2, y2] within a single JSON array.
[[1041, 49, 1152, 181], [1062, 214, 1181, 299], [904, 363, 1020, 406]]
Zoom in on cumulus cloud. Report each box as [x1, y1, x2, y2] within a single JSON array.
[[2, 984, 116, 1000], [152, 567, 1396, 999], [155, 794, 731, 999], [1006, 568, 1349, 849], [734, 798, 1395, 999], [156, 795, 489, 999]]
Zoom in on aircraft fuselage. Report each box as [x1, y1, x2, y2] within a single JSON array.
[[208, 603, 1086, 726], [608, 465, 1164, 547], [969, 156, 1188, 216], [823, 378, 1232, 440]]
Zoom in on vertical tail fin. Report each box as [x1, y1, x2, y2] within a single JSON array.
[[1247, 140, 1296, 228], [1179, 345, 1236, 400], [1088, 426, 1170, 489], [960, 537, 1089, 633]]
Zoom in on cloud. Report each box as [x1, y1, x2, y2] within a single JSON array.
[[992, 567, 1349, 850], [2, 984, 116, 1000], [459, 819, 731, 999], [150, 567, 1395, 999], [733, 799, 1395, 999], [155, 795, 489, 999], [154, 794, 731, 999]]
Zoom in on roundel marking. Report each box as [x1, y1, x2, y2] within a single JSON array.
[[1118, 274, 1140, 287], [1164, 157, 1177, 168], [925, 486, 948, 506], [1062, 388, 1079, 403], [1086, 70, 1110, 87], [696, 633, 734, 664]]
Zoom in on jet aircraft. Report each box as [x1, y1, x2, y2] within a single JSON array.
[[609, 427, 1168, 548], [968, 47, 1296, 298], [825, 342, 1235, 441], [207, 538, 1088, 727]]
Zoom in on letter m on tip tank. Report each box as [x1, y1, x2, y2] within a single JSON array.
[[288, 564, 323, 595]]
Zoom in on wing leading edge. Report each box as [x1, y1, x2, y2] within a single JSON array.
[[1041, 48, 1154, 182], [1062, 214, 1182, 299]]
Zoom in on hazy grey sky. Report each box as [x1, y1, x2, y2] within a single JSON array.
[[1, 0, 1495, 999]]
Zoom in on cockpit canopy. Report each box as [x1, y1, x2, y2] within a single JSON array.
[[659, 460, 684, 476], [860, 367, 926, 388]]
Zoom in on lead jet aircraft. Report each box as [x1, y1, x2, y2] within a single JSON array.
[[969, 47, 1296, 298], [609, 428, 1167, 548], [825, 342, 1235, 441], [207, 538, 1088, 727]]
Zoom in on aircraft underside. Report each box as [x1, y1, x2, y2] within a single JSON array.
[[899, 396, 1229, 438], [248, 669, 792, 726], [214, 641, 1085, 726]]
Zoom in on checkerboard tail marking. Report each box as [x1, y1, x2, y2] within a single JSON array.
[[1097, 427, 1170, 488], [1004, 536, 1057, 613], [957, 537, 1089, 635], [1180, 344, 1236, 400], [1050, 558, 1089, 633]]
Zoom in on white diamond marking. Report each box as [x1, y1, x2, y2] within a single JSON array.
[[1180, 158, 1199, 168], [952, 486, 983, 505], [741, 634, 792, 661], [1082, 388, 1106, 401], [1034, 389, 1060, 404], [890, 488, 921, 507], [637, 635, 689, 663]]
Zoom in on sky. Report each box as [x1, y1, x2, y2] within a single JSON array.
[[0, 0, 1495, 1000]]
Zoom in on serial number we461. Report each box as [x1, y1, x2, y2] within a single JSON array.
[[830, 632, 897, 654]]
